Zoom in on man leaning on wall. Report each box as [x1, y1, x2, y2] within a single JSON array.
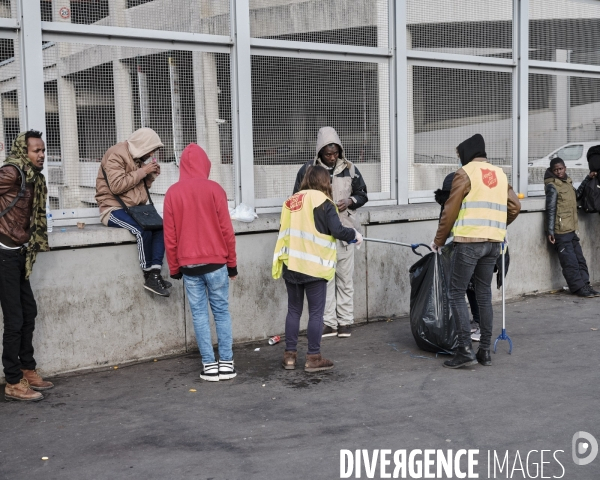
[[95, 128, 171, 297], [1, 131, 54, 401], [293, 127, 368, 338]]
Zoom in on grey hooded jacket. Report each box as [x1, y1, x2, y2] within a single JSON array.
[[293, 127, 368, 229]]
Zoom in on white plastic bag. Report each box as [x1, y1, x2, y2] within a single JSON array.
[[229, 203, 258, 223]]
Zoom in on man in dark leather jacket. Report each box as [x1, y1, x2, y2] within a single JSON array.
[[544, 157, 598, 298], [1, 131, 54, 402]]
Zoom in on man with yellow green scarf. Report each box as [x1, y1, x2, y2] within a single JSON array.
[[1, 131, 53, 402]]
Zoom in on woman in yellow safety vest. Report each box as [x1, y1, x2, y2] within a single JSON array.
[[273, 166, 362, 372]]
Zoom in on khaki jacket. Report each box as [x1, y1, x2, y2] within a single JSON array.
[[544, 175, 578, 235], [95, 141, 154, 212], [434, 159, 521, 246]]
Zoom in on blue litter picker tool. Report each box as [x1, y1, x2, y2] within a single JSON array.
[[350, 237, 431, 257], [493, 241, 513, 354]]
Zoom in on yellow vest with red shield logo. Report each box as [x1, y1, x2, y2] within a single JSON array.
[[453, 162, 508, 241], [272, 190, 337, 281]]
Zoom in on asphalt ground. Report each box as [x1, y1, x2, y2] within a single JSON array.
[[1, 291, 599, 480]]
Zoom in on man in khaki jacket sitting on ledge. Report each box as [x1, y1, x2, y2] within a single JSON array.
[[95, 127, 171, 297]]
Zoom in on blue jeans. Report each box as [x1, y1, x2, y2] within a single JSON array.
[[449, 242, 500, 350], [108, 209, 165, 270], [183, 266, 233, 364]]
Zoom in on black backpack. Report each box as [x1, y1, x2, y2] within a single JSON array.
[[581, 175, 600, 213]]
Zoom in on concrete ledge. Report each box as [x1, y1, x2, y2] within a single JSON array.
[[49, 199, 549, 249], [4, 204, 600, 384]]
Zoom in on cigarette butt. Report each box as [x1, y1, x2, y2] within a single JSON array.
[[153, 359, 157, 362], [189, 389, 197, 392], [42, 457, 48, 461], [113, 366, 118, 370]]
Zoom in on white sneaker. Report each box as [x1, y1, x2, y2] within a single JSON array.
[[471, 328, 481, 342], [218, 360, 237, 380], [200, 362, 219, 382]]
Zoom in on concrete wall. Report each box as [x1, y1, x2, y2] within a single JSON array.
[[1, 199, 600, 383]]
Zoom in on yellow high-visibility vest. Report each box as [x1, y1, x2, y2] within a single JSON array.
[[453, 162, 508, 241], [272, 190, 337, 281]]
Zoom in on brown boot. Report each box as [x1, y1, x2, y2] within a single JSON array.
[[5, 378, 44, 402], [282, 351, 297, 370], [304, 353, 334, 372], [21, 369, 54, 391]]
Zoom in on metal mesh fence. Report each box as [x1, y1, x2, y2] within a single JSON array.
[[0, 38, 21, 164], [530, 0, 600, 65], [251, 55, 390, 201], [40, 1, 230, 36], [408, 65, 513, 193], [407, 0, 513, 58], [249, 0, 389, 47], [528, 72, 600, 188], [0, 0, 14, 18], [42, 42, 234, 212]]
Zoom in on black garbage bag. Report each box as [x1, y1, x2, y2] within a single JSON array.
[[409, 245, 458, 354], [494, 246, 510, 289]]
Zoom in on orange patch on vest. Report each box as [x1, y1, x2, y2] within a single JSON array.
[[285, 192, 306, 212], [481, 168, 498, 188]]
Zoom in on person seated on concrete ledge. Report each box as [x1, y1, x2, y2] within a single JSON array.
[[1, 131, 54, 401], [544, 157, 599, 298], [274, 165, 363, 373], [95, 128, 171, 297], [163, 144, 238, 382]]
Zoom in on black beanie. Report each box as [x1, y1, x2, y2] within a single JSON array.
[[550, 157, 565, 169], [456, 134, 487, 166], [588, 154, 600, 173]]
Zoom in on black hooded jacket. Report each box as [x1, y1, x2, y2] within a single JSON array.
[[457, 134, 487, 166], [434, 172, 455, 219]]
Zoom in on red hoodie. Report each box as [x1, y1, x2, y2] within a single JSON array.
[[163, 144, 236, 275]]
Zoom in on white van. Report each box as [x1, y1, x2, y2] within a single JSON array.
[[528, 142, 599, 168]]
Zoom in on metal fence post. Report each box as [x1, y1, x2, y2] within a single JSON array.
[[17, 0, 47, 177], [231, 0, 255, 207], [514, 0, 529, 196], [395, 0, 409, 204]]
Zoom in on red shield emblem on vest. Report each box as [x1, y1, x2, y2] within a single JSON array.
[[481, 168, 498, 189], [285, 192, 306, 212]]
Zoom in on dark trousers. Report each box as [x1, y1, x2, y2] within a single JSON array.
[[284, 279, 327, 355], [554, 232, 589, 293], [107, 209, 165, 270], [466, 282, 481, 323], [449, 242, 500, 351], [0, 248, 37, 384]]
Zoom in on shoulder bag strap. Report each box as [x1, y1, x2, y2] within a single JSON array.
[[101, 165, 154, 208], [0, 165, 26, 219]]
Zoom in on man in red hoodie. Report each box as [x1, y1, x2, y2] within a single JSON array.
[[163, 144, 238, 382]]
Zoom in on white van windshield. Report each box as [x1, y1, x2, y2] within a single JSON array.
[[555, 145, 583, 161]]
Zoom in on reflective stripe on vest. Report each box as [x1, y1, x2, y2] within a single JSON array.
[[277, 228, 337, 251], [272, 246, 336, 270], [272, 190, 337, 281], [453, 162, 509, 241]]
